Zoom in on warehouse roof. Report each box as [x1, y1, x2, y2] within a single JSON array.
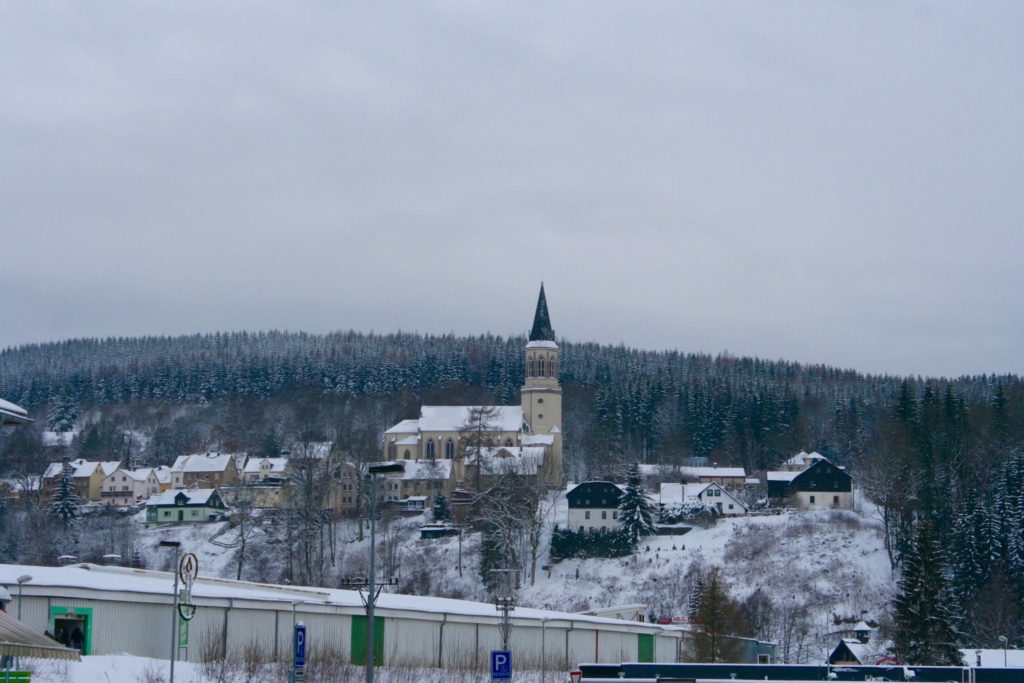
[[0, 563, 672, 634]]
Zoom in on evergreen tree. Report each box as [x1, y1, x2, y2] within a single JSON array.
[[618, 463, 656, 545], [432, 494, 450, 521], [691, 568, 743, 662], [47, 394, 78, 433], [49, 454, 80, 530], [893, 520, 964, 666]]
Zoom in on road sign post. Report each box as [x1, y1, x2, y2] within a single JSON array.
[[292, 622, 306, 682], [490, 649, 512, 681]]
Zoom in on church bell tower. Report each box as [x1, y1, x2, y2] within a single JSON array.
[[521, 284, 563, 485]]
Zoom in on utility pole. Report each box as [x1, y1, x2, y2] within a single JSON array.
[[489, 569, 520, 650], [158, 540, 181, 683], [342, 462, 402, 683]]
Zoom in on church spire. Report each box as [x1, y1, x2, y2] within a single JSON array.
[[528, 283, 556, 342]]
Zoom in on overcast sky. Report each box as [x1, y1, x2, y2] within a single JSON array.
[[1, 2, 1021, 378]]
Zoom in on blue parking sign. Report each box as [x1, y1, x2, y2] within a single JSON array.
[[294, 623, 306, 670], [491, 649, 512, 680]]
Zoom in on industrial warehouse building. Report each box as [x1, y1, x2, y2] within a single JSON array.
[[0, 563, 719, 670]]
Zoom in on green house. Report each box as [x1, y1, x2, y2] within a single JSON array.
[[145, 488, 227, 527]]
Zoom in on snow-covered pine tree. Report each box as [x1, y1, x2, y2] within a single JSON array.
[[49, 454, 80, 529], [618, 463, 656, 545], [47, 394, 78, 433], [893, 519, 964, 666]]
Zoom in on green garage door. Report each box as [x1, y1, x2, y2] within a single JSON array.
[[637, 633, 654, 663], [351, 615, 384, 666]]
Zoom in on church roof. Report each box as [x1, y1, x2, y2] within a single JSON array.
[[528, 283, 555, 342]]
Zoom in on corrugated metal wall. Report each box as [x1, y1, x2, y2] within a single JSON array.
[[12, 593, 680, 670]]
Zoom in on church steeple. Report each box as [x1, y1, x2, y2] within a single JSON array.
[[528, 283, 556, 342]]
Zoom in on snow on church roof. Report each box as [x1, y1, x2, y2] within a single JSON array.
[[419, 406, 524, 433], [385, 419, 421, 435]]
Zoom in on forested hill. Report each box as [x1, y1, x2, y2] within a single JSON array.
[[1, 330, 1021, 477]]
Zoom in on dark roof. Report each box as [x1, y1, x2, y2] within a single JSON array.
[[566, 481, 623, 508], [528, 283, 556, 342]]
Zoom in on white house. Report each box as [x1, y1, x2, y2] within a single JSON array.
[[566, 481, 624, 533], [684, 482, 747, 516], [660, 482, 747, 516], [241, 457, 289, 484], [100, 466, 171, 506]]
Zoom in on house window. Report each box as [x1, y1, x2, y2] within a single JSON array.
[[809, 495, 816, 504], [585, 511, 591, 519], [579, 526, 584, 533], [445, 439, 455, 458], [191, 511, 198, 517], [538, 413, 543, 419], [601, 511, 607, 520], [833, 495, 840, 505], [728, 504, 734, 510], [613, 511, 618, 520]]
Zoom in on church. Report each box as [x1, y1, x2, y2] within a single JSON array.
[[382, 285, 564, 488]]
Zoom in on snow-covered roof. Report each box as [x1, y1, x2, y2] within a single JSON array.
[[400, 460, 452, 481], [0, 398, 31, 425], [680, 466, 746, 479], [171, 453, 239, 473], [243, 458, 289, 474], [420, 406, 524, 433], [766, 471, 799, 482], [123, 468, 152, 482], [834, 638, 871, 664], [466, 446, 545, 476], [525, 340, 558, 349], [145, 488, 220, 507], [44, 459, 119, 480], [385, 419, 421, 435], [0, 563, 677, 636], [153, 466, 171, 484], [395, 436, 419, 446], [784, 450, 826, 469], [521, 434, 554, 446]]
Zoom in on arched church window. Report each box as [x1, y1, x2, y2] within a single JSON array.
[[388, 441, 396, 458], [548, 354, 555, 377], [527, 356, 534, 378], [505, 438, 513, 447], [445, 438, 454, 458], [403, 449, 410, 460], [538, 356, 545, 377], [426, 440, 436, 459]]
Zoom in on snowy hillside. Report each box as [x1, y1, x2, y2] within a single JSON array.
[[133, 493, 892, 664]]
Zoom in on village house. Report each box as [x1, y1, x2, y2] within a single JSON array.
[[679, 466, 747, 488], [169, 452, 240, 489], [144, 488, 228, 527], [241, 457, 289, 484], [567, 481, 623, 533], [767, 454, 853, 509], [661, 481, 747, 516], [42, 459, 121, 502], [100, 466, 171, 506]]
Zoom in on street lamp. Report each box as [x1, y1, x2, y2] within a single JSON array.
[[15, 575, 31, 621], [15, 575, 31, 670], [999, 635, 1008, 668], [159, 540, 182, 683], [365, 462, 403, 683]]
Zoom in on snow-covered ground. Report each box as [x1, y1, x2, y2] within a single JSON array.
[[25, 654, 572, 682]]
